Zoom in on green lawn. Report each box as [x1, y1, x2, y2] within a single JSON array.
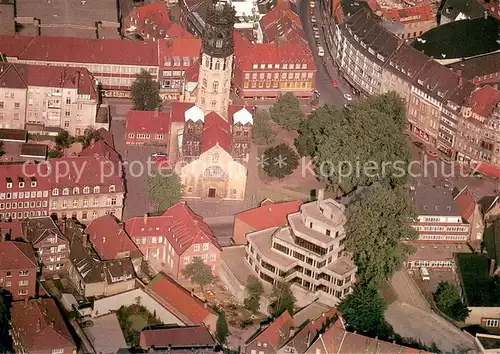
[[129, 314, 148, 331], [116, 304, 162, 345], [456, 253, 499, 306], [412, 17, 500, 59]]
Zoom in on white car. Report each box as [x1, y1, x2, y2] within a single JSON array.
[[344, 93, 353, 101], [313, 31, 320, 39], [312, 24, 319, 31], [311, 16, 316, 23], [317, 46, 324, 57]]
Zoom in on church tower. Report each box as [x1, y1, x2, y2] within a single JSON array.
[[196, 0, 236, 119]]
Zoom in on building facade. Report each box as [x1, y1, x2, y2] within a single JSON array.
[[246, 193, 356, 306], [0, 241, 37, 300], [125, 110, 170, 145]]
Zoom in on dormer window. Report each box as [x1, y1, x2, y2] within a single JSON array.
[[216, 38, 223, 48], [83, 186, 90, 194], [109, 185, 116, 193], [30, 176, 37, 187], [18, 177, 25, 188], [73, 187, 79, 194], [52, 188, 59, 196], [19, 182, 24, 188], [94, 186, 100, 193], [62, 188, 69, 196]]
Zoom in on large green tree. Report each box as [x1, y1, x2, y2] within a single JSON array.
[[345, 184, 418, 287], [244, 275, 263, 313], [269, 93, 305, 130], [182, 256, 214, 293], [434, 281, 470, 321], [295, 93, 410, 194], [79, 126, 102, 149], [131, 69, 162, 111], [263, 143, 299, 179], [338, 285, 393, 338], [215, 310, 229, 345], [147, 172, 182, 212], [252, 109, 275, 146], [55, 130, 72, 151], [270, 281, 296, 317]]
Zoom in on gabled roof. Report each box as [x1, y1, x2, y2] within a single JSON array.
[[166, 23, 195, 39], [126, 110, 171, 134], [412, 186, 460, 217], [11, 298, 76, 352], [201, 112, 232, 153], [85, 214, 142, 260], [0, 220, 23, 239], [479, 196, 499, 215], [139, 325, 215, 349], [185, 105, 205, 123], [453, 186, 476, 221], [125, 202, 221, 255], [246, 311, 294, 349], [0, 241, 37, 270], [464, 85, 500, 118], [236, 200, 302, 231], [233, 107, 254, 126], [21, 217, 67, 245], [145, 273, 215, 325]]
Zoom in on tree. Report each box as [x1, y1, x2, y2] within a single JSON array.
[[0, 290, 12, 352], [215, 310, 229, 345], [79, 126, 102, 149], [434, 282, 470, 321], [244, 275, 263, 313], [0, 141, 4, 157], [269, 93, 305, 130], [294, 93, 410, 194], [55, 130, 71, 151], [338, 285, 393, 339], [345, 184, 418, 287], [147, 172, 182, 212], [252, 109, 275, 146], [263, 143, 299, 179], [131, 69, 162, 111], [182, 256, 214, 293], [270, 281, 295, 317], [48, 148, 63, 158]]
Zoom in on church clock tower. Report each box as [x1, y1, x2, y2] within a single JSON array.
[[196, 0, 236, 119]]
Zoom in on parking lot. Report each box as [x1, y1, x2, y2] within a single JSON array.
[[410, 267, 459, 305]]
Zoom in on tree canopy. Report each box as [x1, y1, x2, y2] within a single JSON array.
[[263, 143, 299, 179], [270, 281, 296, 317], [0, 141, 4, 157], [338, 285, 393, 338], [252, 109, 275, 146], [147, 172, 182, 212], [131, 69, 162, 111], [182, 256, 214, 292], [79, 126, 102, 149], [55, 130, 72, 151], [269, 93, 305, 130], [244, 275, 263, 313], [345, 184, 418, 287], [215, 310, 229, 345], [434, 281, 470, 321], [0, 291, 12, 352], [295, 93, 410, 194]]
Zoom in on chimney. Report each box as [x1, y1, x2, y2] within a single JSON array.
[[49, 320, 55, 328], [154, 108, 159, 118], [289, 327, 296, 338], [36, 319, 41, 332], [82, 234, 88, 248], [203, 302, 208, 308], [143, 213, 148, 224], [318, 188, 324, 202]]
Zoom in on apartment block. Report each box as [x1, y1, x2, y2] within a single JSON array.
[[245, 192, 356, 306], [0, 62, 99, 135], [0, 241, 37, 300]]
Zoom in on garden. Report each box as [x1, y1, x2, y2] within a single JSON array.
[[116, 301, 162, 345]]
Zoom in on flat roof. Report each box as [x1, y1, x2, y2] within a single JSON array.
[[326, 258, 356, 276], [247, 227, 296, 269], [405, 241, 471, 260], [0, 129, 27, 142], [411, 185, 459, 216], [0, 4, 14, 35], [20, 143, 47, 158]]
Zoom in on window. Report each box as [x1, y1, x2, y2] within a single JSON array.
[[6, 271, 11, 277], [210, 253, 216, 261], [83, 186, 90, 194], [93, 199, 99, 207], [73, 200, 78, 208], [52, 349, 64, 354], [19, 270, 29, 276], [203, 166, 224, 178], [73, 187, 79, 194], [109, 185, 115, 193], [486, 319, 499, 327], [52, 188, 59, 196], [18, 289, 28, 296], [213, 81, 219, 93], [194, 244, 200, 251], [5, 281, 10, 287], [83, 199, 88, 207], [184, 256, 190, 265], [212, 153, 219, 163], [18, 280, 28, 286], [82, 211, 88, 220], [94, 186, 100, 193], [62, 188, 69, 196], [203, 243, 209, 251]]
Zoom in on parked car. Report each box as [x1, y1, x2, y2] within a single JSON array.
[[317, 46, 324, 57], [312, 23, 319, 31], [471, 171, 483, 179], [426, 150, 438, 158], [343, 93, 352, 101], [420, 267, 430, 281], [151, 152, 168, 163], [311, 16, 316, 23], [413, 141, 425, 150], [313, 31, 320, 39], [331, 80, 338, 87]]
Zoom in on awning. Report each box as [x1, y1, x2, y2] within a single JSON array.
[[475, 162, 500, 179]]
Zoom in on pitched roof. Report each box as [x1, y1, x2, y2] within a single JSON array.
[[201, 112, 232, 153], [260, 0, 305, 44], [11, 298, 76, 352], [0, 220, 23, 239], [85, 214, 142, 260], [447, 52, 500, 82], [236, 200, 302, 231], [411, 185, 460, 217], [158, 38, 202, 69], [21, 217, 66, 245], [453, 186, 476, 221], [464, 85, 500, 118], [126, 110, 171, 134], [139, 325, 215, 349], [127, 2, 171, 31], [0, 34, 158, 66], [170, 102, 196, 123], [414, 60, 462, 101], [166, 23, 195, 39], [0, 241, 37, 270], [125, 202, 221, 255], [246, 311, 294, 349], [145, 272, 214, 325], [383, 4, 434, 23]]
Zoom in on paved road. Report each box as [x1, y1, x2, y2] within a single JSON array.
[[388, 269, 430, 312]]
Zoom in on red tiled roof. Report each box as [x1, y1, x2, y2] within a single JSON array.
[[0, 163, 52, 190], [79, 139, 120, 165], [146, 272, 213, 325], [201, 112, 232, 153], [476, 162, 500, 179], [383, 4, 434, 23], [129, 2, 171, 30], [0, 241, 37, 270], [260, 1, 305, 44], [170, 102, 195, 123], [11, 298, 76, 352], [86, 214, 141, 260], [247, 311, 294, 349], [126, 110, 171, 135], [0, 220, 23, 239], [466, 85, 500, 118], [236, 200, 302, 231], [166, 23, 195, 39], [125, 201, 221, 255], [139, 325, 214, 348], [184, 60, 201, 82], [158, 38, 201, 69], [453, 186, 476, 221], [0, 35, 158, 66]]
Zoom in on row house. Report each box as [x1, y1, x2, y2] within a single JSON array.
[[125, 110, 170, 145], [11, 298, 76, 354], [455, 85, 500, 166], [259, 0, 306, 44], [0, 241, 37, 300], [0, 35, 159, 99], [0, 63, 99, 135], [381, 4, 436, 40], [122, 2, 172, 41], [21, 217, 71, 275], [335, 8, 400, 96], [246, 191, 356, 307], [0, 164, 50, 221], [125, 202, 222, 279], [233, 36, 317, 100], [447, 52, 500, 87]]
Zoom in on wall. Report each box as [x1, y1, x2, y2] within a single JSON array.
[[92, 288, 184, 325], [0, 87, 27, 129], [103, 278, 136, 296], [233, 218, 253, 246], [50, 192, 124, 222], [218, 257, 246, 303], [466, 306, 500, 325], [0, 268, 37, 300], [180, 241, 221, 276]]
